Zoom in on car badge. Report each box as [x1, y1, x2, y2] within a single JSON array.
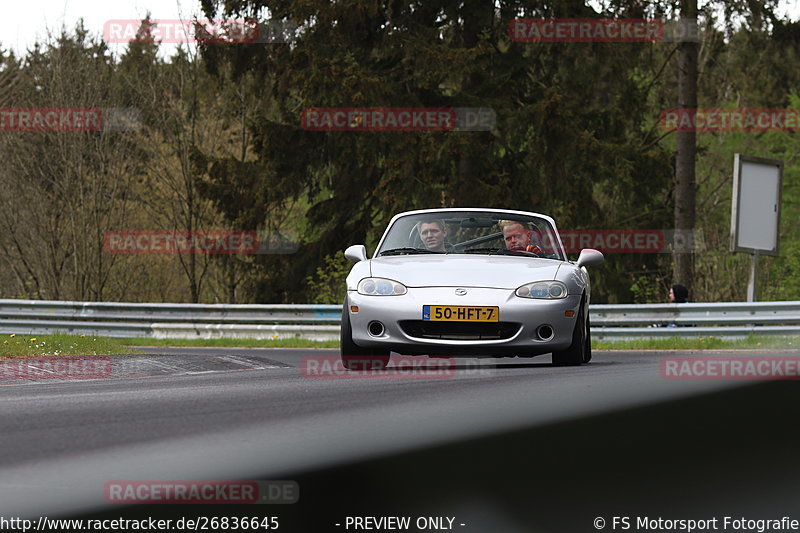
[[455, 288, 468, 296]]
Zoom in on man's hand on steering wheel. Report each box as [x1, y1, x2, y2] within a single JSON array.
[[524, 244, 542, 256]]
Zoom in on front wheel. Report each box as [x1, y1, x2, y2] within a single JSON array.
[[552, 299, 587, 367], [340, 298, 390, 370], [583, 315, 592, 363]]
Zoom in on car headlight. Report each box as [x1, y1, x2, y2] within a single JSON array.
[[357, 277, 407, 296], [515, 281, 568, 299]]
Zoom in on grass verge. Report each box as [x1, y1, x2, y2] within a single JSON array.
[[0, 333, 141, 358], [1, 334, 795, 354], [117, 337, 339, 349], [124, 334, 799, 351], [594, 335, 800, 350]]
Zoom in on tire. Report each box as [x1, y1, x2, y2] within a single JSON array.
[[583, 315, 592, 363], [552, 299, 587, 367], [340, 298, 390, 371]]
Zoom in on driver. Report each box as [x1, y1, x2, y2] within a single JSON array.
[[499, 220, 542, 254], [416, 219, 450, 252]]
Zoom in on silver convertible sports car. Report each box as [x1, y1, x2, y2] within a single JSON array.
[[341, 208, 604, 369]]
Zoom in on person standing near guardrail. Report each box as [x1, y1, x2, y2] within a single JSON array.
[[666, 284, 689, 328], [669, 284, 689, 304]]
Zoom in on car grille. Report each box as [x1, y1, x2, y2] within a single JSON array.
[[399, 320, 520, 341]]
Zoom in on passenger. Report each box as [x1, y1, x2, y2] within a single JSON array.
[[416, 219, 450, 252], [499, 220, 542, 254]]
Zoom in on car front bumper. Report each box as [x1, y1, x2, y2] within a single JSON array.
[[347, 287, 581, 357]]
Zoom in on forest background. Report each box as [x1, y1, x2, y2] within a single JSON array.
[[0, 0, 798, 305]]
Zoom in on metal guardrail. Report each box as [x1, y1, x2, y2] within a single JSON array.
[[590, 301, 800, 340], [0, 299, 799, 341], [0, 300, 341, 340], [0, 300, 341, 323]]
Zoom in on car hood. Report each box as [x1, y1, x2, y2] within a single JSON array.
[[369, 255, 563, 289]]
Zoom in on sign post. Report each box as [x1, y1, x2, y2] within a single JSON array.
[[730, 154, 783, 302]]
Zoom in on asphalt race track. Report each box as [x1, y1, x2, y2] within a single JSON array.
[[0, 347, 799, 532]]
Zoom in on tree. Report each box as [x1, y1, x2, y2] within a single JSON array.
[[0, 24, 143, 300], [198, 0, 676, 303], [674, 0, 698, 292]]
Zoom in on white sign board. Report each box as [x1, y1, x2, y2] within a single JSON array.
[[730, 154, 782, 256]]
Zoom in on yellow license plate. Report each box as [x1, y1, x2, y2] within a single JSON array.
[[422, 305, 499, 322]]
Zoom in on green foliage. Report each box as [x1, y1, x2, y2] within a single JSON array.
[[594, 335, 800, 351], [305, 253, 351, 304], [117, 337, 339, 348], [629, 273, 667, 303], [763, 241, 800, 301], [687, 86, 800, 301], [2, 3, 799, 304], [0, 334, 139, 357], [196, 0, 679, 303]]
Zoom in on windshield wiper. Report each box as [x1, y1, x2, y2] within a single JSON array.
[[495, 248, 535, 256], [464, 247, 501, 254], [464, 247, 536, 256], [379, 247, 443, 256]]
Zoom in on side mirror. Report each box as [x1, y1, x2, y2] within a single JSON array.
[[344, 244, 367, 262], [576, 248, 604, 268]]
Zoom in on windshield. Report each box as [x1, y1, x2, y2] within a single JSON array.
[[376, 211, 565, 261]]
